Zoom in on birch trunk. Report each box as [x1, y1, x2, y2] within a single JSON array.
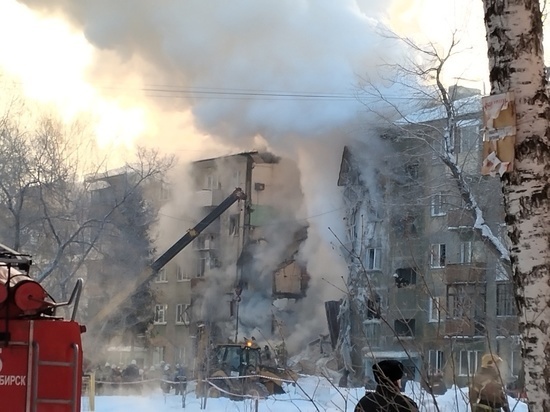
[[482, 0, 550, 410]]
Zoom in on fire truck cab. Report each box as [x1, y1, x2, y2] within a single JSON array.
[[0, 244, 85, 412]]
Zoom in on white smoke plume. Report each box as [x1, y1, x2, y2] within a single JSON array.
[[18, 0, 410, 352]]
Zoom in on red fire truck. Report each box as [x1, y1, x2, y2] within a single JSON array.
[[0, 243, 85, 412]]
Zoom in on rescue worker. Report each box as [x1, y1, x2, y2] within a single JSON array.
[[355, 360, 418, 412], [469, 354, 510, 412], [174, 363, 187, 395], [122, 359, 141, 394]]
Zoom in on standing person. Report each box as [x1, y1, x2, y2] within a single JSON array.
[[469, 354, 510, 412], [355, 360, 418, 412]]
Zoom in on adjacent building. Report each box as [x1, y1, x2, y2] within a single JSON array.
[[338, 87, 520, 387]]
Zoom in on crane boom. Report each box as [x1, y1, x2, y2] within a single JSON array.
[[87, 187, 246, 332]]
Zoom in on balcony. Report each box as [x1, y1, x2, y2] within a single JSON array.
[[445, 263, 486, 284], [445, 317, 486, 336], [195, 189, 224, 207], [447, 208, 475, 230]]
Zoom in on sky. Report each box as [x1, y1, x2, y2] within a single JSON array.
[[0, 0, 491, 153], [87, 376, 528, 412]]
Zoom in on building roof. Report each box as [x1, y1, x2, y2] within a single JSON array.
[[395, 94, 481, 125]]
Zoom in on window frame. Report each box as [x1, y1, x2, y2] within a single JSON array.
[[154, 304, 167, 325], [176, 265, 189, 282], [155, 268, 168, 283], [428, 297, 442, 323], [431, 193, 446, 217], [175, 303, 190, 325], [460, 241, 473, 264], [430, 244, 446, 268], [496, 282, 516, 317], [366, 247, 382, 271], [428, 349, 444, 373], [458, 350, 481, 376]]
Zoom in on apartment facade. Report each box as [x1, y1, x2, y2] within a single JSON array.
[[339, 89, 520, 387]]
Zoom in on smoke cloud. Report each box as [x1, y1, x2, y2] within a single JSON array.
[[18, 0, 409, 351]]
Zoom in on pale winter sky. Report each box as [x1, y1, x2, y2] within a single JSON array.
[[0, 0, 494, 153]]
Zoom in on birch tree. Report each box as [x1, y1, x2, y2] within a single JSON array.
[[482, 0, 550, 409]]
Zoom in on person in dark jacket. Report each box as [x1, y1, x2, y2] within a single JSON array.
[[469, 354, 510, 412], [355, 360, 418, 412]]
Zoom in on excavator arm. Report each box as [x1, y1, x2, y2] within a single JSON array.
[[87, 187, 246, 332]]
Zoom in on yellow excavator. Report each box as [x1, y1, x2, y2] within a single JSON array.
[[195, 333, 298, 400]]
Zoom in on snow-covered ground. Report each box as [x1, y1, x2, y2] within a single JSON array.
[[85, 375, 528, 412]]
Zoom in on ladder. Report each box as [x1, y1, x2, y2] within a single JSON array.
[[30, 341, 80, 412]]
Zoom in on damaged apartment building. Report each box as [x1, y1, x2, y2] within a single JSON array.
[[148, 151, 309, 371], [336, 87, 520, 387]]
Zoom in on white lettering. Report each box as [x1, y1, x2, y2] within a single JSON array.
[[0, 375, 26, 386]]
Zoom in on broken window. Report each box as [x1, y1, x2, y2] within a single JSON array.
[[394, 267, 417, 288], [394, 319, 415, 337]]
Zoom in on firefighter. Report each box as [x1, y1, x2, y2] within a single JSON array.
[[354, 360, 418, 412], [469, 354, 510, 412]]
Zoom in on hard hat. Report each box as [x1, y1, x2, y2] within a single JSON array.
[[481, 353, 502, 368], [131, 359, 137, 365], [105, 362, 110, 367]]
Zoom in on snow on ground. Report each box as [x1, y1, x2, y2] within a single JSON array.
[[87, 375, 528, 412]]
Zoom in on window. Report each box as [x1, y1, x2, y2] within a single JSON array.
[[176, 265, 188, 282], [366, 295, 381, 319], [457, 123, 480, 153], [460, 242, 472, 264], [428, 350, 444, 373], [428, 297, 442, 322], [394, 267, 417, 287], [459, 350, 481, 376], [447, 284, 485, 319], [232, 170, 242, 187], [366, 248, 382, 270], [154, 305, 167, 324], [496, 283, 516, 316], [405, 162, 419, 180], [175, 304, 190, 325], [431, 193, 446, 216], [155, 268, 167, 283], [229, 214, 240, 237], [364, 322, 381, 346], [205, 173, 220, 190], [394, 319, 415, 337], [430, 244, 446, 268], [197, 255, 207, 277]]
